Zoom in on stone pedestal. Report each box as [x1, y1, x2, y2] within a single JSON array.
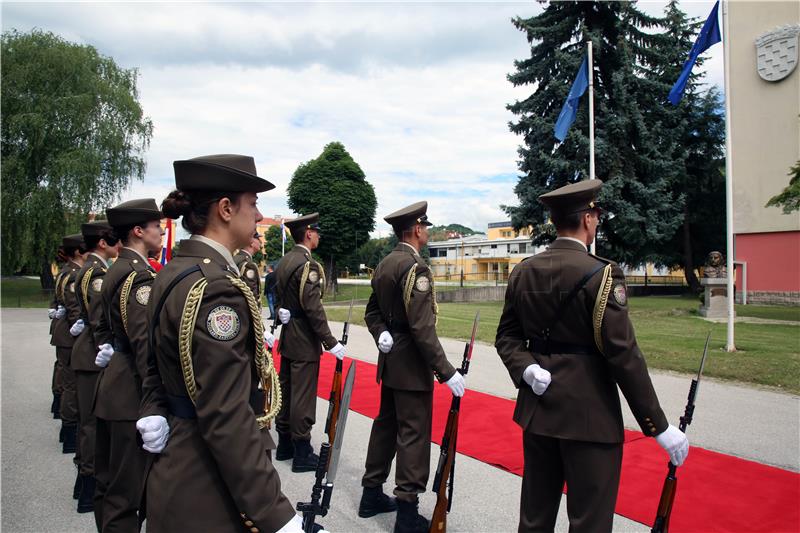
[[700, 278, 735, 318]]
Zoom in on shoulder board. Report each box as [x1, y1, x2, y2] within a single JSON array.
[[588, 253, 613, 265]]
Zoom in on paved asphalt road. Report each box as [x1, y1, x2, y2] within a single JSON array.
[[2, 308, 797, 532]]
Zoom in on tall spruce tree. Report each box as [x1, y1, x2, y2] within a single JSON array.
[[648, 1, 725, 291], [505, 1, 683, 265]]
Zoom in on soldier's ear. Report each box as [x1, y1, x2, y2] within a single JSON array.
[[216, 197, 234, 222]]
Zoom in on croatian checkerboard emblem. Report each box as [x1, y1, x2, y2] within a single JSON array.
[[91, 278, 103, 292], [415, 276, 430, 292], [207, 305, 240, 341], [135, 286, 151, 305], [613, 284, 627, 306], [308, 270, 319, 283], [756, 25, 799, 82]]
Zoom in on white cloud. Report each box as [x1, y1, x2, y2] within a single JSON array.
[[2, 1, 723, 238]]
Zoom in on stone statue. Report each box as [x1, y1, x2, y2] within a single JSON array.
[[703, 251, 727, 279]]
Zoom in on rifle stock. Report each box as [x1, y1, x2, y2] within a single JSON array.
[[430, 402, 459, 532], [651, 470, 677, 533]]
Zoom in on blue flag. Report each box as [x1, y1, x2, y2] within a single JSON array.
[[668, 1, 721, 105], [554, 54, 589, 142]]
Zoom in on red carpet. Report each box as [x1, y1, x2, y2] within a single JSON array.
[[274, 349, 800, 533]]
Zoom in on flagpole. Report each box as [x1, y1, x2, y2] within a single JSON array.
[[722, 0, 736, 352], [587, 40, 596, 255]]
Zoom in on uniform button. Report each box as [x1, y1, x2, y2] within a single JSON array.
[[650, 428, 656, 434], [244, 520, 254, 527], [203, 258, 211, 264], [645, 417, 651, 422], [250, 528, 259, 533], [132, 259, 138, 264]]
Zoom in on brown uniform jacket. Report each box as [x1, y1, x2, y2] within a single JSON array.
[[364, 243, 456, 391], [48, 266, 62, 338], [234, 250, 262, 302], [495, 238, 668, 443], [94, 248, 156, 421], [51, 261, 82, 349], [274, 245, 337, 361], [71, 253, 109, 373], [140, 239, 294, 532]]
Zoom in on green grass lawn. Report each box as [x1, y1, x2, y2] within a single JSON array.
[[5, 277, 797, 393], [325, 295, 800, 394], [1, 278, 54, 308]]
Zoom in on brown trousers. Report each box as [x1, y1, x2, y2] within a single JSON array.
[[519, 431, 622, 533], [276, 356, 319, 440], [95, 418, 146, 533], [362, 385, 433, 502], [75, 370, 99, 475], [57, 347, 78, 424], [52, 358, 62, 394]]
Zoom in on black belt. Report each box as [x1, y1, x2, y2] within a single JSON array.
[[528, 338, 600, 357], [167, 389, 266, 419], [389, 321, 410, 334], [113, 336, 131, 353], [286, 308, 307, 320]]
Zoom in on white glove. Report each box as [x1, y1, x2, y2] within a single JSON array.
[[330, 342, 346, 360], [378, 331, 393, 353], [136, 415, 170, 454], [656, 424, 689, 466], [445, 371, 466, 397], [264, 329, 275, 348], [95, 343, 114, 368], [55, 305, 66, 319], [523, 363, 552, 396], [69, 319, 85, 337], [278, 308, 291, 324], [48, 308, 57, 319]]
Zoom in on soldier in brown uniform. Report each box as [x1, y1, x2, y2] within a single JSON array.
[[136, 154, 312, 533], [359, 201, 466, 533], [494, 180, 690, 533], [52, 234, 87, 457], [92, 199, 164, 532], [235, 230, 263, 301], [274, 213, 346, 472], [48, 248, 67, 420], [69, 221, 121, 516]]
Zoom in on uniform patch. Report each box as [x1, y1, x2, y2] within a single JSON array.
[[613, 284, 627, 306], [246, 269, 256, 280], [206, 305, 240, 341], [415, 275, 430, 292], [135, 285, 151, 305], [69, 282, 75, 293], [308, 270, 319, 283], [91, 278, 103, 293]]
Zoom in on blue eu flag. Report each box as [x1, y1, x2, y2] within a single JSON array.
[[668, 1, 722, 105], [554, 54, 589, 142]]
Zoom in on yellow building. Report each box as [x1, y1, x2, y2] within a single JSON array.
[[428, 221, 543, 282]]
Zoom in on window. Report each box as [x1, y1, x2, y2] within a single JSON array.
[[519, 243, 528, 254]]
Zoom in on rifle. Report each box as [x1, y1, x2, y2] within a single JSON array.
[[298, 361, 356, 533], [324, 299, 353, 448], [651, 332, 710, 533], [430, 311, 480, 533]]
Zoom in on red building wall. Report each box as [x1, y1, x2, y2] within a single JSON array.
[[735, 231, 800, 292]]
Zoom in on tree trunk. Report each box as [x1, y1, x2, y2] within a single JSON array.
[[324, 256, 338, 296], [40, 260, 55, 290], [681, 208, 701, 293]]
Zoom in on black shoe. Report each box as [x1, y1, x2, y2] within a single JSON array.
[[52, 394, 61, 419], [72, 471, 81, 500], [393, 498, 429, 533], [76, 475, 95, 513], [359, 486, 398, 518], [62, 424, 77, 454], [291, 439, 319, 473], [276, 433, 294, 461]]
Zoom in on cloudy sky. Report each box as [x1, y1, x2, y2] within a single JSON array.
[[3, 1, 720, 238]]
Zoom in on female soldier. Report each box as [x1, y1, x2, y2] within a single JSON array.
[[137, 154, 308, 533]]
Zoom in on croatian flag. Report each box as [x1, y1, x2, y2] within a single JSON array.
[[161, 218, 174, 265]]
